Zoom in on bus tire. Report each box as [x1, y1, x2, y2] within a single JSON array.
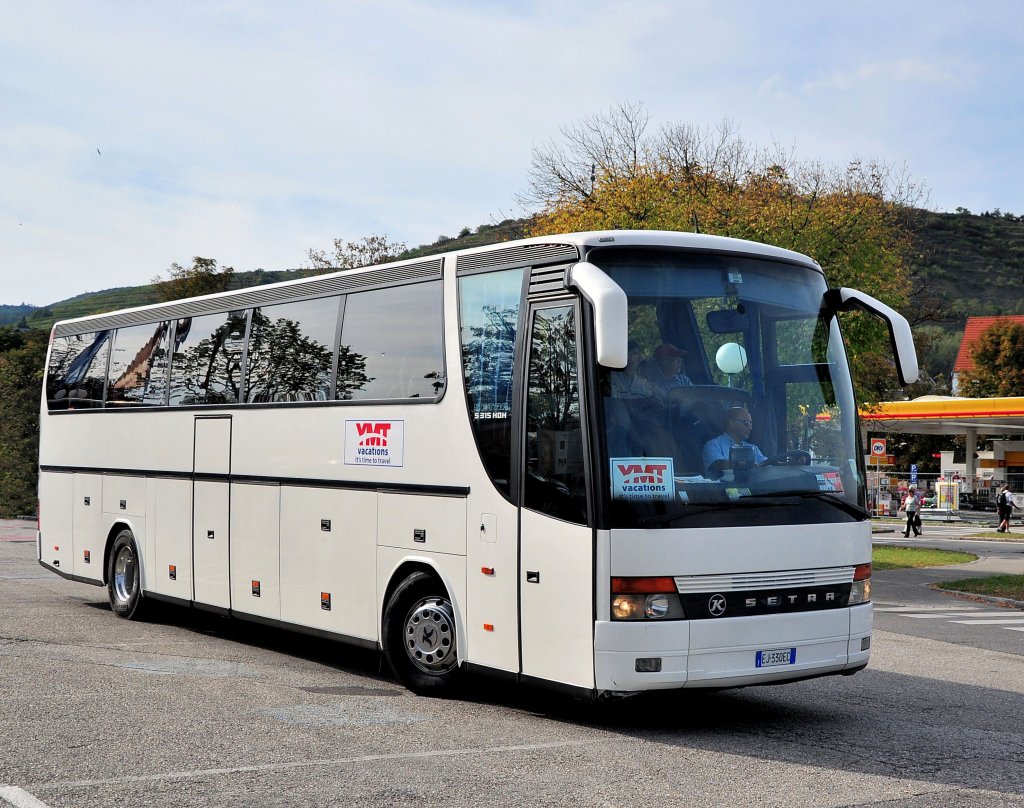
[[107, 529, 146, 620], [382, 571, 460, 695]]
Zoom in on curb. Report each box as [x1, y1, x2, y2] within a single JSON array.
[[927, 584, 1024, 611]]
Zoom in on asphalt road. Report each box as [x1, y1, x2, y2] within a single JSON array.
[[2, 522, 1023, 808]]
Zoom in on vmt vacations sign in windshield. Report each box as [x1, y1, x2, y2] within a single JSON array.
[[610, 457, 675, 501], [345, 420, 405, 467]]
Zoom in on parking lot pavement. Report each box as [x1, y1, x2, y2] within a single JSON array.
[[0, 518, 36, 542]]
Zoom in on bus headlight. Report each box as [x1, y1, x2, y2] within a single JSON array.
[[849, 563, 871, 605], [610, 578, 685, 620]]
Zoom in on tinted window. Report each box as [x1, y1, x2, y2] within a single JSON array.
[[524, 304, 587, 524], [169, 311, 247, 405], [46, 331, 111, 410], [459, 268, 524, 496], [338, 282, 444, 400], [106, 322, 172, 407], [246, 297, 339, 402]]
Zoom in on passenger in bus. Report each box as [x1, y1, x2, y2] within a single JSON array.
[[645, 343, 692, 395], [609, 340, 655, 400], [702, 406, 767, 478]]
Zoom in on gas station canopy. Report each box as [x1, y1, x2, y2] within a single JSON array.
[[859, 395, 1024, 436]]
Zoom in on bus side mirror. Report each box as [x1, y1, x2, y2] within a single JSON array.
[[567, 261, 628, 369], [825, 287, 919, 386]]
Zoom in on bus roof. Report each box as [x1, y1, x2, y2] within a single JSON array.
[[51, 230, 820, 335]]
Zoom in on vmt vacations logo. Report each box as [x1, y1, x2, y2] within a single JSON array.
[[357, 422, 391, 446], [617, 462, 669, 484], [611, 457, 674, 501], [345, 420, 404, 467]]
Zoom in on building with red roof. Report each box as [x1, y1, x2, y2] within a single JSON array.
[[952, 315, 1024, 394]]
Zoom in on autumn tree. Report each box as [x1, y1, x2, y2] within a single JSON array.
[[152, 257, 235, 302], [958, 321, 1024, 397], [306, 235, 408, 272], [522, 103, 927, 400]]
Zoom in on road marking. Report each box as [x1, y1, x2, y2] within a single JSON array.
[[0, 786, 52, 808], [905, 612, 1021, 619], [32, 740, 589, 790], [877, 605, 1024, 634], [874, 606, 979, 612]]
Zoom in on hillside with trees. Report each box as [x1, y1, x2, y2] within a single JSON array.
[[3, 106, 1024, 515]]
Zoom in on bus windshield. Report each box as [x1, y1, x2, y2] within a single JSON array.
[[588, 247, 865, 529]]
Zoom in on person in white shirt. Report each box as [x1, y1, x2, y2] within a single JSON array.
[[900, 486, 922, 537], [997, 484, 1018, 533]]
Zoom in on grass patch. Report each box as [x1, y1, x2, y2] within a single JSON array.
[[872, 545, 976, 570], [935, 575, 1024, 601], [959, 531, 1024, 541]]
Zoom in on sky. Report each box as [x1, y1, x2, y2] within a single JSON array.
[[2, 0, 1022, 306]]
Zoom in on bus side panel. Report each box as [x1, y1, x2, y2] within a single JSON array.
[[151, 478, 194, 600], [72, 474, 104, 582], [230, 483, 281, 622], [377, 493, 466, 556], [39, 471, 74, 573], [193, 480, 231, 609], [464, 499, 520, 674], [280, 486, 377, 641]]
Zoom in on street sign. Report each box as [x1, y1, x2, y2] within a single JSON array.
[[910, 464, 918, 484], [871, 439, 887, 458]]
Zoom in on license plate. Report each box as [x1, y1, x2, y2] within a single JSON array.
[[755, 647, 796, 668]]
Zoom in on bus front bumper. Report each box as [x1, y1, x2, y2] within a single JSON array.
[[593, 604, 872, 692]]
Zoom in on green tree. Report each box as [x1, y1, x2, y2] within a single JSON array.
[[152, 257, 235, 302], [305, 235, 407, 272], [0, 327, 48, 517], [522, 103, 927, 401], [958, 321, 1024, 397]]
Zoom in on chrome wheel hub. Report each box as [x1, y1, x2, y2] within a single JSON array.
[[113, 545, 136, 605], [404, 596, 456, 674]]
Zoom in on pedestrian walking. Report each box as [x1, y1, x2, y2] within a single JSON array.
[[996, 484, 1018, 533], [899, 486, 922, 537]]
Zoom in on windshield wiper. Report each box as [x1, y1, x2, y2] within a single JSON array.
[[639, 499, 788, 527], [637, 490, 867, 527], [741, 490, 869, 519]]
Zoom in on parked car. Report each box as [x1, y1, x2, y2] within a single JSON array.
[[922, 494, 937, 508], [959, 493, 997, 511]]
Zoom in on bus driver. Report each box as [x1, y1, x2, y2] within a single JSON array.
[[703, 406, 767, 478]]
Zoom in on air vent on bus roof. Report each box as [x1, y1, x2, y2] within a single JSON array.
[[53, 259, 443, 337], [528, 265, 568, 296], [455, 242, 579, 276]]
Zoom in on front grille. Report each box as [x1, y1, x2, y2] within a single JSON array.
[[674, 566, 854, 594]]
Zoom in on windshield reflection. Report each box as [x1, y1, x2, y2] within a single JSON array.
[[588, 248, 864, 529]]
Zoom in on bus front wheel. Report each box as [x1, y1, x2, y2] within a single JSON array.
[[107, 529, 146, 620], [383, 571, 460, 695]]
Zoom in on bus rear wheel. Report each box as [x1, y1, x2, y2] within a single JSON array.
[[107, 529, 146, 620], [383, 571, 460, 695]]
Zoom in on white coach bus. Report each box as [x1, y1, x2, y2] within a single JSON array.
[[37, 230, 917, 697]]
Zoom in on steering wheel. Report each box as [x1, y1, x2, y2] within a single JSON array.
[[765, 450, 812, 467]]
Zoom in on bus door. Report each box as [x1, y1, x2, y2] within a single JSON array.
[[519, 301, 595, 690], [193, 415, 232, 609]]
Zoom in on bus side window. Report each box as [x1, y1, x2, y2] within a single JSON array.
[[246, 297, 339, 403], [338, 281, 444, 401], [169, 311, 247, 405], [46, 331, 111, 410], [105, 322, 172, 407], [459, 268, 525, 497]]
